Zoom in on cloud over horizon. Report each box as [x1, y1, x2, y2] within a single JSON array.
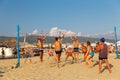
[[30, 27, 115, 39], [49, 27, 76, 36], [31, 29, 38, 35]]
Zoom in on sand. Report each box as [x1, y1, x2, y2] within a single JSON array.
[[0, 52, 120, 80]]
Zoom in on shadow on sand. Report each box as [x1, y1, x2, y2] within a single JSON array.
[[61, 60, 74, 67], [93, 60, 99, 67], [101, 64, 113, 73], [93, 60, 113, 73], [0, 71, 5, 77]]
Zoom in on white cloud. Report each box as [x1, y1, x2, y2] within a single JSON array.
[[31, 29, 38, 35], [65, 30, 75, 36], [49, 27, 76, 36], [77, 32, 82, 36], [80, 31, 114, 38], [30, 27, 114, 39], [49, 27, 59, 36], [49, 27, 114, 38]]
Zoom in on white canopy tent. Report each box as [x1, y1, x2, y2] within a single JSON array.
[[0, 47, 13, 58]]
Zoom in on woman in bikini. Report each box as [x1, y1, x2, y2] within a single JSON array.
[[85, 41, 94, 67], [65, 46, 74, 62], [81, 43, 87, 61]]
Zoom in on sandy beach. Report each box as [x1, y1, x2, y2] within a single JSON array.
[[0, 52, 120, 80]]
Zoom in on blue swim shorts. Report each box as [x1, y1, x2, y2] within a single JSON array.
[[89, 52, 94, 57]]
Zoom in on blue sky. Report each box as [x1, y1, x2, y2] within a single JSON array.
[[0, 0, 120, 37]]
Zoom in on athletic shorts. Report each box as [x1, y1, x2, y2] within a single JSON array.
[[89, 52, 94, 57], [74, 48, 79, 52], [38, 48, 43, 52], [24, 54, 30, 58], [55, 50, 62, 54], [99, 57, 108, 60]]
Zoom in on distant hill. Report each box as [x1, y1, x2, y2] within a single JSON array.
[[0, 36, 16, 44], [0, 36, 115, 44]]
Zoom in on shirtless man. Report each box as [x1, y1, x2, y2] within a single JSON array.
[[37, 33, 48, 63], [24, 48, 32, 64], [58, 32, 65, 60], [70, 36, 79, 63], [53, 37, 62, 68]]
